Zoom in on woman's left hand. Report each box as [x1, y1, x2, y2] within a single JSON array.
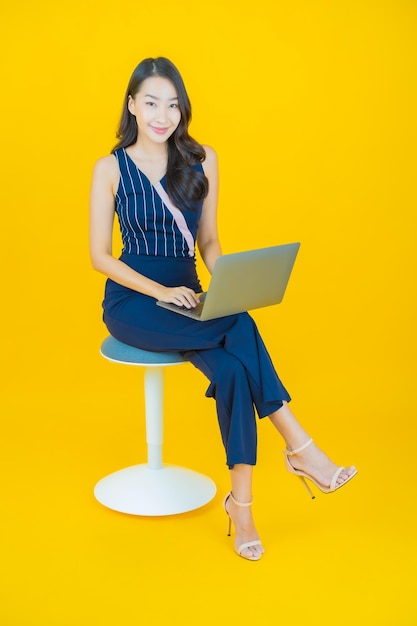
[[156, 285, 200, 309]]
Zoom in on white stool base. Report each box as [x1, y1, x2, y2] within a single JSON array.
[[94, 464, 217, 516]]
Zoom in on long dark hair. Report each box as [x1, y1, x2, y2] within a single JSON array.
[[113, 57, 208, 211]]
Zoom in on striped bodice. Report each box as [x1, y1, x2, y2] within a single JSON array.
[[113, 148, 203, 258]]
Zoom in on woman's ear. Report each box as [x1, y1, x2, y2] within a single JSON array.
[[127, 95, 135, 116]]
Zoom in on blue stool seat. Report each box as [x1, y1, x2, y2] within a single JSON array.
[[100, 336, 186, 366], [94, 336, 216, 516]]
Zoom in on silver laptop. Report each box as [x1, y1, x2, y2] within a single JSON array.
[[156, 242, 300, 321]]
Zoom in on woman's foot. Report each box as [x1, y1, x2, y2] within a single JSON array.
[[224, 493, 264, 560], [285, 438, 357, 490]]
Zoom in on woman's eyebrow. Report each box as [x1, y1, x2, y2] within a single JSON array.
[[144, 94, 179, 101]]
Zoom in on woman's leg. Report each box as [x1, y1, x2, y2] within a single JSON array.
[[269, 401, 357, 487], [185, 348, 258, 466], [226, 463, 264, 559]]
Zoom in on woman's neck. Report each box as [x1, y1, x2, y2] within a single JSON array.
[[130, 136, 168, 162], [126, 137, 169, 185]]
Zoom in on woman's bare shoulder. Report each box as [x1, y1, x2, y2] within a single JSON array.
[[202, 144, 217, 162], [201, 145, 218, 175], [93, 154, 118, 175], [92, 154, 120, 192]]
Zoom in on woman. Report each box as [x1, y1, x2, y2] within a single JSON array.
[[89, 57, 357, 561]]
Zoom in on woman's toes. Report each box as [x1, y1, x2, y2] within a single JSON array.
[[240, 545, 262, 559], [337, 466, 356, 484], [344, 466, 356, 478], [241, 547, 255, 558]]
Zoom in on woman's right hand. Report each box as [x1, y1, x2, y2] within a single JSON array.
[[157, 286, 200, 309]]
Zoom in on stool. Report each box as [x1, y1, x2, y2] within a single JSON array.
[[94, 336, 216, 516]]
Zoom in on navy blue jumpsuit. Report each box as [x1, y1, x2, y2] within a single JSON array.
[[103, 149, 291, 467]]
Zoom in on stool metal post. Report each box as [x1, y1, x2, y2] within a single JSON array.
[[144, 366, 164, 470], [94, 336, 216, 516]]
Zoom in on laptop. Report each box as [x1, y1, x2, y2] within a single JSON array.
[[156, 242, 300, 321]]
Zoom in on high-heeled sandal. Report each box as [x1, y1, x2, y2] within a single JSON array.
[[223, 492, 264, 561], [283, 438, 358, 499]]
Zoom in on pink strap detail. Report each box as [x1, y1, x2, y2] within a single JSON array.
[[154, 182, 194, 257]]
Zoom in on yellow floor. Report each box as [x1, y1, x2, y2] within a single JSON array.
[[2, 350, 416, 626]]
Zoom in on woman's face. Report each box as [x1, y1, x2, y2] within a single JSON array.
[[128, 76, 181, 144]]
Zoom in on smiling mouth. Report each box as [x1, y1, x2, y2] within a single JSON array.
[[151, 126, 169, 134]]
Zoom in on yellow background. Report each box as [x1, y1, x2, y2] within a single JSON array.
[[1, 0, 416, 624]]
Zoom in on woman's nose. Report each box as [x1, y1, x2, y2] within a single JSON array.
[[155, 107, 168, 123]]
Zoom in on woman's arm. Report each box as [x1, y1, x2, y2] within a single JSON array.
[[89, 156, 199, 308], [197, 145, 222, 274]]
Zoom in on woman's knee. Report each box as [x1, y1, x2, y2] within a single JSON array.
[[213, 354, 247, 384]]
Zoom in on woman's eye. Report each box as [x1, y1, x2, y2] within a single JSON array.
[[170, 103, 178, 109], [146, 101, 156, 107]]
